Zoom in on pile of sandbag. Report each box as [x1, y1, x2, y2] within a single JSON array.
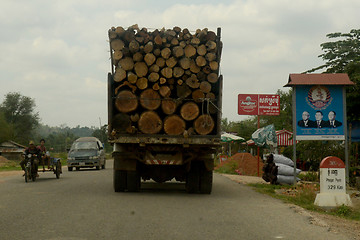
[[262, 154, 301, 185]]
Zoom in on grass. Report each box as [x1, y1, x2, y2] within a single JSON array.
[[214, 160, 238, 174], [0, 164, 22, 171], [51, 152, 68, 167], [248, 182, 360, 221]]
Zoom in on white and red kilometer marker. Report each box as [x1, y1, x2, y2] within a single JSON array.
[[314, 156, 352, 207]]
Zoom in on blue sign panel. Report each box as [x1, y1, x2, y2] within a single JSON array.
[[296, 85, 344, 140]]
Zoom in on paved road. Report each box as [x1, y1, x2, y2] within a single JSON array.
[[0, 160, 351, 240]]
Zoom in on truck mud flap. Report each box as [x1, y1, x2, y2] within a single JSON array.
[[113, 152, 137, 171]]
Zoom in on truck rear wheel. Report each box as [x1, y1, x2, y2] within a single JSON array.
[[199, 163, 213, 194], [127, 171, 140, 192], [114, 170, 127, 192], [186, 162, 200, 193]]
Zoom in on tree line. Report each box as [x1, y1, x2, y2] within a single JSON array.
[[0, 92, 109, 152]]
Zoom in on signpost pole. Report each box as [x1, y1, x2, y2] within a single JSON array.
[[238, 93, 280, 178], [257, 115, 260, 177], [343, 87, 349, 183], [292, 88, 297, 185]]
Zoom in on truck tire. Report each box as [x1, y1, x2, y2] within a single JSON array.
[[199, 163, 213, 194], [68, 167, 73, 171], [127, 171, 140, 192], [114, 170, 127, 192], [186, 161, 200, 193]]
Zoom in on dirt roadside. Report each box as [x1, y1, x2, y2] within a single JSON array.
[[0, 170, 22, 178], [221, 174, 360, 240]]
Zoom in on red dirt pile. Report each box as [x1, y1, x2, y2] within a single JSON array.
[[216, 153, 264, 176]]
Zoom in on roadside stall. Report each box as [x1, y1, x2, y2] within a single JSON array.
[[220, 133, 245, 161]]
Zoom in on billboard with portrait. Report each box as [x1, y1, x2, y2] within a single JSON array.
[[296, 85, 344, 140]]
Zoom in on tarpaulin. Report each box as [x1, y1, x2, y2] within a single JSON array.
[[251, 124, 277, 148]]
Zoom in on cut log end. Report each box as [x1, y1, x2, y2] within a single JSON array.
[[194, 114, 214, 135], [164, 115, 186, 135], [140, 89, 161, 110], [161, 98, 177, 115], [159, 86, 171, 97], [112, 113, 131, 133], [138, 111, 163, 134], [115, 90, 138, 113], [180, 102, 200, 121]]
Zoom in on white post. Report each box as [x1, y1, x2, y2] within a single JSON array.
[[314, 156, 352, 207]]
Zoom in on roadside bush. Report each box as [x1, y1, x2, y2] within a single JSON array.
[[334, 205, 352, 217], [300, 171, 319, 182], [214, 160, 238, 174]]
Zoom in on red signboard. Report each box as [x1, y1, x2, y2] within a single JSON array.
[[238, 94, 280, 116]]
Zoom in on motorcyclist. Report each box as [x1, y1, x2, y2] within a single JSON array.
[[38, 139, 50, 171], [20, 140, 41, 177]]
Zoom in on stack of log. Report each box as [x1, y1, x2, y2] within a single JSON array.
[[109, 25, 222, 136]]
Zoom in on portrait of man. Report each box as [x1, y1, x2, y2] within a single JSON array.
[[298, 111, 315, 128], [325, 111, 342, 128], [315, 111, 327, 128]]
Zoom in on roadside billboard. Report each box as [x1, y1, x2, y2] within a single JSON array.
[[296, 85, 345, 140], [238, 94, 280, 116]]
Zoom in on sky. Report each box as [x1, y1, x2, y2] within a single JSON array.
[[0, 0, 359, 128]]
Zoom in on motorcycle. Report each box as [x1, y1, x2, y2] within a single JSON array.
[[24, 153, 39, 182]]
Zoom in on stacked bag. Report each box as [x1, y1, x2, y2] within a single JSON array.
[[262, 154, 301, 185]]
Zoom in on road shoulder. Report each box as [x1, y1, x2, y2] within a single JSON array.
[[221, 173, 360, 240]]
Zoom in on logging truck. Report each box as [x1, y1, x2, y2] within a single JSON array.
[[107, 25, 223, 193]]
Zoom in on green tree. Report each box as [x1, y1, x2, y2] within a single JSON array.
[[231, 118, 258, 140], [46, 131, 77, 152], [306, 29, 360, 73], [92, 125, 111, 152], [282, 140, 345, 171], [345, 61, 360, 120], [306, 29, 360, 120], [92, 125, 107, 143], [0, 92, 39, 144], [221, 118, 231, 132], [0, 112, 14, 143]]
